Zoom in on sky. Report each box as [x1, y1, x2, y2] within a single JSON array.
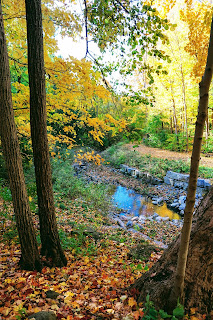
[[56, 36, 88, 59]]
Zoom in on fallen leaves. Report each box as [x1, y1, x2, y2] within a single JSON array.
[[0, 195, 190, 320], [0, 236, 152, 319]]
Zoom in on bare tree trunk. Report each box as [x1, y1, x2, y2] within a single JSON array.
[[25, 0, 67, 267], [131, 15, 213, 314], [180, 64, 189, 152], [171, 15, 213, 306], [170, 80, 179, 149], [0, 1, 41, 271]]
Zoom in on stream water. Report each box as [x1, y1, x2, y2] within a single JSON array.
[[112, 186, 181, 220]]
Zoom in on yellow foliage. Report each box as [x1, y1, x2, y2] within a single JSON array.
[[74, 150, 104, 166]]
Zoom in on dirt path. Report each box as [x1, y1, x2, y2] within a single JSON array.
[[126, 144, 213, 168]]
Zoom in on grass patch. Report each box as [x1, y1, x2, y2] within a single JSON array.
[[52, 154, 111, 212], [102, 144, 213, 180]]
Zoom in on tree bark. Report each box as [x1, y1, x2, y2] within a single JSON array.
[[0, 1, 41, 271], [25, 0, 67, 267], [131, 16, 213, 314], [171, 15, 213, 306], [130, 187, 213, 314], [170, 80, 179, 149]]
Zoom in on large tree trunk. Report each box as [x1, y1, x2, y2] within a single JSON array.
[[131, 187, 213, 314], [25, 0, 67, 267], [0, 1, 41, 271]]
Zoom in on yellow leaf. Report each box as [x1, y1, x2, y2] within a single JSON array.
[[64, 291, 75, 304], [128, 297, 137, 307], [84, 256, 90, 264]]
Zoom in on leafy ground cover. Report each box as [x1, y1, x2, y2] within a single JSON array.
[[0, 195, 162, 320], [0, 150, 209, 319]]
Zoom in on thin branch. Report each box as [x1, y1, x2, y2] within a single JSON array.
[[9, 56, 28, 66], [83, 0, 89, 58], [87, 51, 111, 90]]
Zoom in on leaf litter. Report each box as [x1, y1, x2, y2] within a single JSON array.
[[0, 195, 203, 319]]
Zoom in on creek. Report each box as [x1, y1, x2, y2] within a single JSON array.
[[112, 185, 181, 220]]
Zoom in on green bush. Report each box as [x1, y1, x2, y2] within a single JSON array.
[[142, 295, 185, 320]]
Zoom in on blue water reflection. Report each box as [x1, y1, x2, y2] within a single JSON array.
[[112, 185, 180, 220]]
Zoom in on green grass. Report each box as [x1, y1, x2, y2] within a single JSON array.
[[102, 144, 213, 180], [52, 155, 111, 212]]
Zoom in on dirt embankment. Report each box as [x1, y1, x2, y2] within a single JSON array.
[[126, 144, 213, 168]]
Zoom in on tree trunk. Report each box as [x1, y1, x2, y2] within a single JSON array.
[[130, 187, 213, 314], [25, 0, 67, 267], [0, 2, 41, 271], [170, 80, 179, 149], [171, 15, 213, 306], [131, 16, 213, 314]]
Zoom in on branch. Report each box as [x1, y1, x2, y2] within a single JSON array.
[[9, 56, 28, 66], [83, 0, 89, 58], [87, 51, 111, 90]]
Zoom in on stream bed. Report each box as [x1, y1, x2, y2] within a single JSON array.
[[112, 185, 181, 221]]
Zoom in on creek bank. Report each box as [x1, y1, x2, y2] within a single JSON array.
[[73, 162, 208, 217], [120, 165, 211, 215], [73, 162, 184, 247]]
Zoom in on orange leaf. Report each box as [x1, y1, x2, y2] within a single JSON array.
[[133, 310, 140, 320]]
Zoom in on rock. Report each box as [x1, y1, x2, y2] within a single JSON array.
[[152, 212, 158, 219], [197, 178, 205, 188], [45, 290, 59, 299], [179, 195, 186, 203], [194, 200, 199, 207], [126, 220, 134, 228], [135, 170, 140, 178], [174, 181, 188, 190], [179, 203, 186, 211], [164, 176, 173, 186], [204, 180, 211, 189], [120, 164, 129, 173], [152, 201, 158, 205], [28, 311, 56, 320], [161, 216, 170, 221], [132, 216, 139, 222], [170, 202, 179, 208], [180, 210, 184, 216], [127, 243, 157, 261], [131, 169, 137, 177], [172, 219, 182, 226], [138, 216, 146, 223], [114, 218, 126, 229], [166, 171, 189, 182], [152, 177, 162, 185], [156, 197, 164, 205], [147, 216, 154, 221], [119, 214, 129, 221]]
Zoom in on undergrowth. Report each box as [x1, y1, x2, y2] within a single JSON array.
[[102, 143, 213, 180]]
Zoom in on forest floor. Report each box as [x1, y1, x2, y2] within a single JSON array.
[[0, 144, 212, 320], [126, 144, 213, 168]]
